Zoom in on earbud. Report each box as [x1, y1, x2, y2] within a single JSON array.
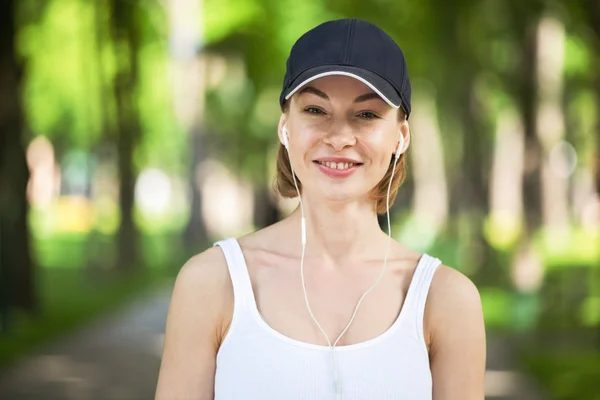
[[282, 125, 290, 151], [394, 135, 405, 160]]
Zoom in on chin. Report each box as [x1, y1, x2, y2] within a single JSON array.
[[308, 181, 370, 205]]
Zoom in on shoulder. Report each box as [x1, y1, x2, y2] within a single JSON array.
[[168, 245, 234, 342], [428, 264, 482, 310], [424, 264, 486, 396], [175, 245, 231, 296], [156, 246, 234, 398], [424, 264, 484, 347]]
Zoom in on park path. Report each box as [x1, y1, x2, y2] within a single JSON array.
[[0, 286, 171, 400], [0, 285, 548, 400]]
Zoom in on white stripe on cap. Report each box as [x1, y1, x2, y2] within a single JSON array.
[[284, 71, 401, 109]]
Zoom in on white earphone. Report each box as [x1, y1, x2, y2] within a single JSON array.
[[395, 134, 405, 160], [282, 125, 306, 246], [282, 125, 290, 151], [282, 124, 403, 399]]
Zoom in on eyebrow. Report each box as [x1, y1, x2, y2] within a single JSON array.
[[297, 86, 384, 103], [298, 86, 329, 100], [353, 92, 384, 103]]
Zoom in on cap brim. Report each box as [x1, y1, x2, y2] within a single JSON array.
[[284, 65, 402, 109]]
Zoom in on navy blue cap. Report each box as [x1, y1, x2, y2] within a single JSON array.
[[280, 19, 411, 116]]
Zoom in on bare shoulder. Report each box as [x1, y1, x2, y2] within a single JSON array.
[[174, 246, 231, 303], [424, 264, 484, 347], [155, 246, 233, 399], [425, 265, 487, 398], [169, 246, 234, 342], [177, 246, 230, 288], [428, 264, 482, 311]]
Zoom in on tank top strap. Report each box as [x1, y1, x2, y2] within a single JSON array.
[[401, 253, 442, 340], [213, 237, 254, 310]]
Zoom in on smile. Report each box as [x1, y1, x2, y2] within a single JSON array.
[[315, 160, 359, 170], [313, 160, 362, 178]]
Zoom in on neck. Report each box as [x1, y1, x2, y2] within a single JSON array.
[[287, 194, 388, 266]]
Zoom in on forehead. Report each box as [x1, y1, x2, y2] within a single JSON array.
[[292, 75, 394, 108], [285, 78, 406, 120], [295, 75, 381, 100]]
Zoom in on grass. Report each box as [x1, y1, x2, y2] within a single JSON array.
[[523, 351, 600, 400], [0, 267, 173, 370], [0, 231, 190, 371]]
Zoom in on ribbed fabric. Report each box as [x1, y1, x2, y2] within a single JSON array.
[[213, 237, 441, 400]]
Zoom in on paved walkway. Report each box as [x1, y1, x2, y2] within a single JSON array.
[[0, 286, 548, 400], [0, 287, 171, 400]]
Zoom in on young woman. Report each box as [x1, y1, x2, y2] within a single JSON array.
[[156, 18, 486, 400]]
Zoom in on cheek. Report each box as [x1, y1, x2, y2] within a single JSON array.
[[369, 159, 392, 187], [362, 136, 393, 166], [360, 142, 394, 184], [289, 131, 319, 160], [286, 140, 314, 176]]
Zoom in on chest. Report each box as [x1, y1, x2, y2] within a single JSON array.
[[246, 255, 415, 347], [215, 327, 433, 400]]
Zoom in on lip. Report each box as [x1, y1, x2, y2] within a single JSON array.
[[313, 160, 362, 178]]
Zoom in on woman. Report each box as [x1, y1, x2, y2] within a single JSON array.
[[156, 18, 486, 400]]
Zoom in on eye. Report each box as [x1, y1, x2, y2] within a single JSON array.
[[357, 111, 379, 120], [304, 107, 325, 115]]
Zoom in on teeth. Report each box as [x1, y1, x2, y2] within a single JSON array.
[[318, 161, 356, 170]]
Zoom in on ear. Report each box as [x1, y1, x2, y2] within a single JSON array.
[[278, 114, 288, 148], [394, 121, 411, 156]]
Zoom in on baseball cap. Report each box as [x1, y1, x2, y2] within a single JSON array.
[[279, 19, 412, 117]]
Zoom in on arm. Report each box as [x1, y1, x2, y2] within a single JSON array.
[[425, 265, 486, 400], [155, 248, 233, 400]]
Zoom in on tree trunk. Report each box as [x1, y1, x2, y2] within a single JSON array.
[[520, 26, 542, 236], [432, 2, 493, 276], [109, 0, 141, 271], [0, 0, 36, 332], [184, 126, 208, 248], [166, 0, 209, 250], [409, 93, 448, 235], [596, 81, 600, 200], [461, 82, 489, 215], [458, 75, 495, 279], [589, 0, 600, 203], [536, 17, 569, 232], [253, 186, 280, 230], [586, 0, 600, 346], [510, 21, 545, 308]]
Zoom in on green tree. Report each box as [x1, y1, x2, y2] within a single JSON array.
[[0, 0, 37, 332], [109, 0, 143, 270]]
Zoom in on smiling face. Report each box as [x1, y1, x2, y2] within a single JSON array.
[[278, 75, 409, 210]]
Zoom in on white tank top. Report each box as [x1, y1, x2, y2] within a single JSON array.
[[213, 237, 441, 400]]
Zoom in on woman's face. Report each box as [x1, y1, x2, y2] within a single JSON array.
[[279, 75, 408, 206]]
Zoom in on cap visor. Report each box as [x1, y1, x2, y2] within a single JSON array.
[[284, 65, 402, 109]]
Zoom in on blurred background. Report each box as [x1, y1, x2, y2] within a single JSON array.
[[0, 0, 599, 399]]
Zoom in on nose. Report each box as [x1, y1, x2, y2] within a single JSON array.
[[322, 124, 356, 151]]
